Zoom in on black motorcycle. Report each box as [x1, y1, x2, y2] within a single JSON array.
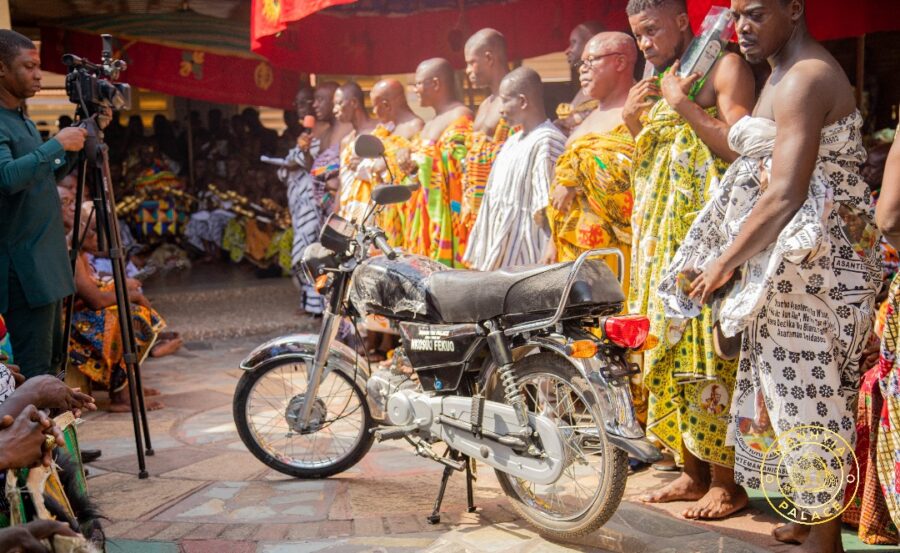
[[233, 135, 660, 539]]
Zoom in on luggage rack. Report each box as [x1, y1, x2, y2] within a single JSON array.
[[502, 248, 624, 336]]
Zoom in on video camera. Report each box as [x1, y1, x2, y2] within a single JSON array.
[[62, 34, 131, 113]]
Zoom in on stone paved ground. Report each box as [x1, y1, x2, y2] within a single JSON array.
[[73, 265, 894, 553]]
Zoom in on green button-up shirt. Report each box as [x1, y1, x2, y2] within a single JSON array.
[[0, 106, 76, 312]]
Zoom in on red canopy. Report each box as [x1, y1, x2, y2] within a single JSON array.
[[41, 12, 303, 109], [253, 0, 899, 75], [252, 0, 629, 75], [689, 0, 900, 42]]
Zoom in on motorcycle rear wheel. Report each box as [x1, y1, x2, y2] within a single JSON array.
[[233, 356, 374, 478], [489, 352, 629, 539]]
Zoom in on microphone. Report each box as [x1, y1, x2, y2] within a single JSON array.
[[301, 115, 316, 134]]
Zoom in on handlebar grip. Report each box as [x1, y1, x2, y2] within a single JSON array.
[[374, 234, 397, 260]]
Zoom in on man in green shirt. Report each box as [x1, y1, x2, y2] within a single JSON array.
[[0, 30, 86, 378]]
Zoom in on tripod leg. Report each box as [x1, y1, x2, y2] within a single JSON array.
[[427, 462, 457, 525], [464, 456, 476, 513]]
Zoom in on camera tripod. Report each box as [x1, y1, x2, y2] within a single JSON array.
[[62, 114, 154, 479]]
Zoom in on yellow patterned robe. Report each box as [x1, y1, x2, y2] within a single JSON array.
[[406, 115, 473, 266], [462, 119, 513, 238], [370, 126, 417, 248], [547, 125, 634, 297], [338, 135, 374, 224], [629, 99, 736, 466]]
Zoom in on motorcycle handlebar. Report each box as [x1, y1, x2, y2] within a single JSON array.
[[374, 233, 397, 260]]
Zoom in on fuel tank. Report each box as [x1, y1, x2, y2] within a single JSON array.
[[349, 253, 448, 323]]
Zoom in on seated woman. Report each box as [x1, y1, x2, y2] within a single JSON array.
[[67, 212, 177, 412]]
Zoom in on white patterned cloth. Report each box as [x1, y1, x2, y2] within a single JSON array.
[[0, 363, 14, 406], [659, 112, 882, 506], [280, 140, 326, 314], [463, 121, 565, 271]]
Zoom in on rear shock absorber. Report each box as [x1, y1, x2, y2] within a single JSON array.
[[485, 320, 529, 428], [498, 363, 529, 428]]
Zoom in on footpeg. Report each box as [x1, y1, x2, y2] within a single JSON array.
[[372, 424, 417, 442]]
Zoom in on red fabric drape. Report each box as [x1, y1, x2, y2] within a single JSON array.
[[254, 0, 898, 75], [252, 0, 629, 75]]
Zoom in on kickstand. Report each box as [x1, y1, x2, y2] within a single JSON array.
[[464, 455, 476, 513], [427, 462, 455, 525]]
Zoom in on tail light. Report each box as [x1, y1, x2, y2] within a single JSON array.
[[603, 315, 650, 349]]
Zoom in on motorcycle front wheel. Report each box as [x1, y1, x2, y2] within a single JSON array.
[[233, 356, 374, 478], [489, 352, 629, 540]]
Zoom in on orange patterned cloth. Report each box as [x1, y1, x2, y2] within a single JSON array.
[[406, 115, 472, 266], [461, 119, 514, 237]]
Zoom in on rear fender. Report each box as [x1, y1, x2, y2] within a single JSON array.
[[518, 335, 661, 463], [240, 334, 382, 420]]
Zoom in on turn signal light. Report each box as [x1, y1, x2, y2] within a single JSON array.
[[568, 339, 599, 358], [315, 274, 330, 293], [604, 315, 650, 349], [638, 334, 659, 351]]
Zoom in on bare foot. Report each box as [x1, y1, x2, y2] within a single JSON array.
[[150, 337, 183, 358], [144, 387, 161, 397], [107, 399, 164, 412], [640, 472, 708, 503], [109, 389, 164, 412], [682, 480, 748, 519], [773, 522, 810, 544]]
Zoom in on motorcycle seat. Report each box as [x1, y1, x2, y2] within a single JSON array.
[[427, 259, 624, 324]]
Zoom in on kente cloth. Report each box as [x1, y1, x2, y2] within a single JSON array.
[[312, 145, 341, 218], [844, 361, 898, 544], [131, 197, 188, 242], [461, 118, 513, 236], [556, 98, 599, 121], [407, 115, 472, 266], [463, 121, 564, 271], [372, 127, 416, 248], [0, 315, 12, 363], [659, 112, 881, 500], [68, 277, 164, 388], [848, 273, 900, 542], [547, 124, 634, 296], [628, 99, 736, 466], [281, 141, 326, 314], [339, 126, 402, 225]]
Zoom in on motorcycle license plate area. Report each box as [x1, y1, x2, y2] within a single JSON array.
[[399, 322, 480, 392]]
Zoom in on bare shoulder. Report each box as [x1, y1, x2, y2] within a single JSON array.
[[331, 121, 354, 146], [451, 104, 474, 120], [775, 57, 853, 123], [711, 52, 754, 93]]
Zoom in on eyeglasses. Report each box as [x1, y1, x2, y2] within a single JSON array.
[[579, 52, 625, 71]]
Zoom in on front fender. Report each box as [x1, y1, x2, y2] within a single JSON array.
[[520, 336, 661, 463], [240, 334, 382, 419]]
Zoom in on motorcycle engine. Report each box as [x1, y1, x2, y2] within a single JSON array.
[[366, 361, 419, 418]]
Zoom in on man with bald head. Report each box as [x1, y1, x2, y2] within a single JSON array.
[[400, 58, 472, 265], [543, 30, 647, 432], [334, 82, 378, 223], [369, 79, 424, 246], [624, 0, 755, 522], [544, 32, 637, 279], [555, 21, 605, 135], [463, 68, 565, 270], [462, 28, 513, 243], [371, 79, 424, 141]]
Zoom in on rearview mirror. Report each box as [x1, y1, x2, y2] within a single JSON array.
[[354, 134, 385, 159], [371, 185, 412, 206]]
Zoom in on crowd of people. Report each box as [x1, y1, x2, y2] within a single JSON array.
[[273, 1, 899, 552], [2, 0, 900, 550]]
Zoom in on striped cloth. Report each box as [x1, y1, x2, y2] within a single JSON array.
[[463, 120, 565, 271]]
